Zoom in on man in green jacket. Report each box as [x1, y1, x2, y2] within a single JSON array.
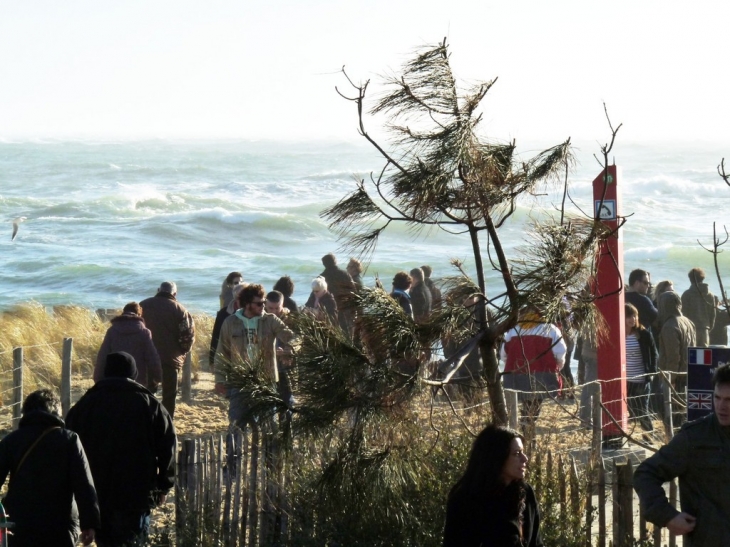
[[634, 363, 730, 546]]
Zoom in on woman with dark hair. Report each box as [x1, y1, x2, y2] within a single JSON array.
[[443, 424, 543, 547], [219, 271, 243, 309], [94, 302, 162, 391], [625, 303, 658, 432], [273, 275, 298, 313], [390, 271, 413, 319]]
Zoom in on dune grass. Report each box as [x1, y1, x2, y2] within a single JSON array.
[[0, 302, 213, 399]]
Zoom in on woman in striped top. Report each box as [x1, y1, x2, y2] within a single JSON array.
[[625, 303, 658, 432]]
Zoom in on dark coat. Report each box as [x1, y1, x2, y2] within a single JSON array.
[[681, 283, 716, 346], [95, 313, 162, 389], [657, 292, 696, 373], [636, 327, 659, 377], [410, 282, 432, 322], [140, 292, 195, 369], [66, 378, 176, 515], [710, 308, 730, 345], [209, 306, 232, 368], [305, 290, 338, 323], [443, 482, 544, 547], [283, 295, 298, 314], [635, 413, 730, 546], [320, 265, 355, 304], [626, 291, 659, 329], [0, 411, 100, 547]]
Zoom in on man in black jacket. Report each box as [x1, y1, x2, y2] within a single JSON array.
[[0, 389, 100, 546], [66, 352, 176, 547], [634, 363, 730, 546]]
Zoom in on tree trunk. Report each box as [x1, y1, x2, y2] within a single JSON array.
[[480, 335, 508, 425]]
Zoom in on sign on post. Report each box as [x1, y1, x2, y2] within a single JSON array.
[[592, 165, 627, 439], [687, 346, 730, 421]]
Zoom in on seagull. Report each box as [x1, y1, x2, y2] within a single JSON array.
[[11, 217, 26, 241]]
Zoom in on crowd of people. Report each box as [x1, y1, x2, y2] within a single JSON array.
[[0, 352, 175, 546], [513, 265, 730, 435], [0, 282, 188, 545], [0, 256, 726, 545]]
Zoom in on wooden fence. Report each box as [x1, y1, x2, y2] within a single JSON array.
[[175, 425, 288, 547], [4, 341, 194, 431], [3, 340, 686, 546], [174, 428, 682, 547], [173, 381, 686, 547]]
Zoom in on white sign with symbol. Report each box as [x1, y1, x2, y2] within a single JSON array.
[[595, 200, 616, 220]]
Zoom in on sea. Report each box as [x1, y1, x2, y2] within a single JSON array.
[[1, 138, 730, 316]]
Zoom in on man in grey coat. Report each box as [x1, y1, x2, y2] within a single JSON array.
[[634, 363, 730, 546]]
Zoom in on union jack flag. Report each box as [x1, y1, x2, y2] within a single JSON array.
[[688, 391, 713, 410]]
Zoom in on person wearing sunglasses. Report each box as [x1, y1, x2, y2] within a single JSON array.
[[213, 284, 298, 429]]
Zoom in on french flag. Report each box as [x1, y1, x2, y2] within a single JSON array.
[[689, 348, 713, 365]]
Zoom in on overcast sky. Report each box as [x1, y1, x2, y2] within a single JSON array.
[[1, 0, 728, 143]]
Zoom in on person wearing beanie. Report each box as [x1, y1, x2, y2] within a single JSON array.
[[66, 352, 175, 547]]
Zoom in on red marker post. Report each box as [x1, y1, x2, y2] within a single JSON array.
[[592, 165, 627, 440]]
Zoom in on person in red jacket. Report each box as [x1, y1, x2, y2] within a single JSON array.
[[501, 307, 567, 428]]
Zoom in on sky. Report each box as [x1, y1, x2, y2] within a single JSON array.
[[1, 0, 729, 144]]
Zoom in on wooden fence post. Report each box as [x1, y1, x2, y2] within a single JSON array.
[[223, 432, 235, 546], [615, 461, 634, 547], [597, 457, 606, 547], [585, 461, 593, 547], [507, 389, 519, 430], [663, 373, 674, 442], [12, 347, 23, 430], [558, 454, 567, 524], [569, 457, 580, 519], [182, 352, 192, 404], [61, 338, 73, 416], [592, 383, 602, 456], [176, 442, 187, 543]]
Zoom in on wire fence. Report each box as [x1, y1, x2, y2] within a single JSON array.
[[0, 340, 74, 434], [0, 339, 690, 546], [169, 371, 690, 547]]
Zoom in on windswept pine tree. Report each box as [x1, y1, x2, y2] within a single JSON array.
[[221, 40, 616, 546], [323, 39, 609, 423]]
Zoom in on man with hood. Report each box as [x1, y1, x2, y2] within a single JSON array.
[[94, 302, 161, 391], [66, 352, 176, 547], [0, 389, 100, 546], [681, 268, 715, 347], [320, 253, 355, 333], [657, 291, 696, 426]]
